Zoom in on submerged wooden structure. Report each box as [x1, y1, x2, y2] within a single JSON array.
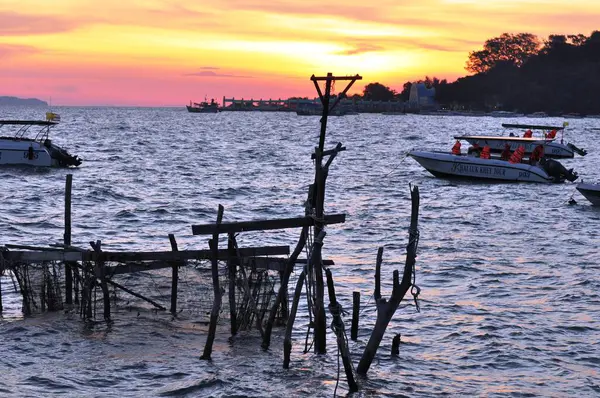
[[0, 73, 423, 394]]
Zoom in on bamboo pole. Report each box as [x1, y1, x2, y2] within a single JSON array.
[[357, 185, 420, 375], [168, 234, 179, 314], [200, 204, 224, 360], [64, 174, 73, 305]]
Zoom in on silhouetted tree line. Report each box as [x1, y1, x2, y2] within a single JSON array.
[[359, 31, 600, 115]]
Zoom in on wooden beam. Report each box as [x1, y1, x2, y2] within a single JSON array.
[[191, 213, 346, 235], [3, 245, 290, 263]]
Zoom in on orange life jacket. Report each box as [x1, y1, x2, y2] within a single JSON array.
[[547, 129, 557, 139], [530, 145, 544, 164], [500, 144, 511, 161], [480, 145, 491, 159], [523, 129, 533, 138], [509, 145, 525, 164], [452, 140, 461, 155]]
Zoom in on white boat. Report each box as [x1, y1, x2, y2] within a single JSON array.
[[408, 150, 578, 183], [454, 123, 587, 159], [576, 182, 600, 205], [525, 112, 548, 118], [0, 120, 81, 167]]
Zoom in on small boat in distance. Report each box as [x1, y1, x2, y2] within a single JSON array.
[[454, 123, 587, 159], [576, 182, 600, 205], [186, 99, 220, 113], [0, 117, 81, 167]]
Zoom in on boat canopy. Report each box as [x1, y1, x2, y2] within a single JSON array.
[[501, 123, 564, 130], [0, 120, 58, 126]]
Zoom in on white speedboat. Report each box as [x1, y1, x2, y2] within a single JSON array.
[[454, 123, 587, 159], [0, 120, 81, 167], [408, 150, 578, 183], [576, 183, 600, 205]]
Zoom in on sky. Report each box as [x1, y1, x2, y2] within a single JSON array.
[[1, 0, 599, 106]]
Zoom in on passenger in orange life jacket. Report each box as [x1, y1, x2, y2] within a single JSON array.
[[500, 143, 511, 161], [523, 129, 533, 138], [546, 129, 557, 139], [451, 140, 461, 155], [509, 145, 525, 164], [529, 144, 544, 165], [480, 145, 491, 159]]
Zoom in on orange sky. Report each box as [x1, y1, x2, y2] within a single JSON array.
[[1, 0, 599, 106]]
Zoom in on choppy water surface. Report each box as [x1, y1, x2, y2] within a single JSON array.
[[0, 107, 599, 397]]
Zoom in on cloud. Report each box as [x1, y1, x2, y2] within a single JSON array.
[[337, 43, 385, 55], [0, 11, 78, 35], [184, 69, 253, 78], [0, 44, 40, 58]]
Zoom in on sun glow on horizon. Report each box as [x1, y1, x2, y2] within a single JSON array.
[[2, 0, 600, 105]]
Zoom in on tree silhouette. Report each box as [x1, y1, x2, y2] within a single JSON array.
[[362, 83, 396, 101], [466, 33, 540, 74]]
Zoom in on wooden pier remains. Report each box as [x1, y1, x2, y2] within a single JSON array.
[[0, 72, 424, 395]]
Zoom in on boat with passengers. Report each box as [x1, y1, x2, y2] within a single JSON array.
[[0, 115, 81, 167], [454, 123, 587, 159], [408, 138, 579, 184]]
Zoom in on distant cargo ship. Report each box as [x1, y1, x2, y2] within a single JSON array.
[[186, 99, 220, 113]]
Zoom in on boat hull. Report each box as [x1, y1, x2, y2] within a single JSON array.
[[408, 151, 558, 183], [454, 136, 575, 158], [576, 183, 600, 205], [186, 105, 219, 113], [0, 139, 55, 166]]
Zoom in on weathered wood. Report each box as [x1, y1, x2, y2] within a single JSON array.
[[357, 185, 420, 375], [374, 247, 383, 301], [90, 240, 110, 320], [106, 279, 166, 310], [64, 174, 73, 305], [3, 245, 290, 263], [168, 234, 179, 314], [311, 146, 346, 159], [325, 268, 358, 392], [351, 291, 360, 341], [262, 226, 308, 349], [283, 270, 305, 369], [227, 233, 238, 335], [392, 333, 401, 356], [201, 204, 224, 361], [191, 214, 345, 235]]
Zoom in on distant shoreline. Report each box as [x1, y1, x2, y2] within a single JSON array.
[[0, 96, 48, 106]]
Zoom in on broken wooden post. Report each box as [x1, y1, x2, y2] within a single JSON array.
[[90, 240, 111, 320], [201, 204, 224, 361], [392, 333, 401, 356], [325, 267, 358, 392], [351, 291, 360, 341], [283, 270, 305, 369], [227, 232, 237, 335], [64, 174, 73, 305], [357, 185, 420, 375], [262, 226, 308, 349], [168, 234, 179, 314]]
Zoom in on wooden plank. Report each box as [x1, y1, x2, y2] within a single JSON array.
[[3, 245, 290, 263], [191, 213, 346, 235]]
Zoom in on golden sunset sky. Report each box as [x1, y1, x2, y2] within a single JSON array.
[[1, 0, 599, 106]]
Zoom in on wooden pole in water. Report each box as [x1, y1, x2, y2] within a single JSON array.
[[168, 234, 179, 314], [227, 232, 238, 336], [64, 174, 73, 305], [325, 268, 358, 392], [283, 270, 305, 369], [262, 226, 308, 349], [90, 240, 111, 320], [357, 185, 420, 375], [351, 291, 360, 341], [391, 333, 401, 356], [201, 204, 224, 360]]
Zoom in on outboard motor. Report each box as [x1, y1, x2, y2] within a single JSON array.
[[539, 157, 578, 182], [567, 143, 587, 156]]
